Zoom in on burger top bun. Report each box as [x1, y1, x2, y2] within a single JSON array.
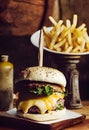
[[22, 66, 66, 87]]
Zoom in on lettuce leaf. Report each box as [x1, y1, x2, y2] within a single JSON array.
[[29, 85, 53, 96]]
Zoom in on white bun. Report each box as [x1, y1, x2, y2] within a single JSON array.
[[22, 66, 66, 87], [17, 108, 66, 121]]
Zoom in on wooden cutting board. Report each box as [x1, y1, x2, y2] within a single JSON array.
[[0, 108, 86, 130], [64, 119, 89, 130], [0, 119, 89, 130]]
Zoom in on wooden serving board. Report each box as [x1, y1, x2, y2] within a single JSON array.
[[0, 108, 86, 130]]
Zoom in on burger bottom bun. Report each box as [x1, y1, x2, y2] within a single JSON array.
[[17, 108, 66, 121]]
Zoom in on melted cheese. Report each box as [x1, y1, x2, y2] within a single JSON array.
[[18, 92, 64, 114]]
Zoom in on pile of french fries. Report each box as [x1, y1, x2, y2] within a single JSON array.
[[43, 14, 89, 53]]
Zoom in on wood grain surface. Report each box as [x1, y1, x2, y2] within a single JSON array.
[[0, 0, 59, 35], [64, 119, 89, 130], [72, 101, 89, 119]]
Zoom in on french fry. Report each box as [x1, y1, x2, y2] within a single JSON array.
[[56, 47, 62, 52], [85, 42, 89, 51], [44, 34, 51, 48], [83, 31, 89, 43], [64, 42, 69, 51], [81, 39, 85, 52], [43, 14, 89, 53], [55, 20, 63, 29], [77, 23, 86, 31], [54, 39, 66, 48], [66, 19, 72, 45], [49, 16, 57, 25], [60, 25, 75, 40], [65, 46, 73, 53], [72, 14, 78, 27], [66, 19, 71, 28], [72, 46, 81, 53], [43, 26, 53, 39], [49, 25, 64, 49]]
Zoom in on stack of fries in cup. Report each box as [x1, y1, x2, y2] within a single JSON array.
[[43, 14, 89, 53]]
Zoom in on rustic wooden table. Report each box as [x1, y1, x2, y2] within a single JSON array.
[[72, 101, 89, 119], [64, 101, 89, 130], [0, 101, 89, 130]]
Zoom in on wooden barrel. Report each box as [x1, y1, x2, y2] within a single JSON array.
[[0, 0, 59, 36]]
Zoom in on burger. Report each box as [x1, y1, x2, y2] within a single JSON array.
[[15, 66, 67, 121]]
